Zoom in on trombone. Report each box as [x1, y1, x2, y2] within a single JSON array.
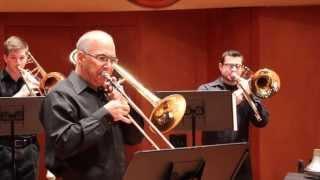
[[15, 52, 65, 96], [232, 66, 280, 121], [70, 50, 187, 150]]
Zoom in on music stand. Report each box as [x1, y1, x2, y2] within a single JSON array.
[[155, 90, 237, 146], [0, 96, 44, 180], [124, 142, 248, 180]]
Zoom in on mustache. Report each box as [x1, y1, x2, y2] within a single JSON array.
[[230, 72, 241, 81]]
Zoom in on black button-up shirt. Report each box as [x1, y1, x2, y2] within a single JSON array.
[[0, 69, 24, 97], [0, 69, 28, 140], [40, 71, 144, 180], [198, 77, 269, 144], [0, 69, 39, 180]]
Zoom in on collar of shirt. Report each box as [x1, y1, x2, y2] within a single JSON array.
[[68, 71, 107, 102], [68, 71, 90, 94], [219, 77, 238, 91]]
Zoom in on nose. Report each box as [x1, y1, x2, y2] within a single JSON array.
[[103, 60, 113, 68], [230, 65, 238, 71], [231, 72, 238, 80], [17, 57, 27, 64], [102, 62, 113, 72]]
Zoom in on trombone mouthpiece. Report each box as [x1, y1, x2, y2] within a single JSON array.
[[101, 71, 110, 78], [101, 71, 114, 83], [231, 72, 240, 81]]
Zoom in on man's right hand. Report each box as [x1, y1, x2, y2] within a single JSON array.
[[13, 84, 38, 97], [104, 100, 131, 124], [233, 88, 245, 105]]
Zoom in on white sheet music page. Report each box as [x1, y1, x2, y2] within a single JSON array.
[[232, 92, 238, 131]]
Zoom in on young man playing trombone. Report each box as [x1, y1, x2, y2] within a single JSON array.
[[40, 30, 144, 180], [0, 36, 39, 180], [198, 50, 270, 180]]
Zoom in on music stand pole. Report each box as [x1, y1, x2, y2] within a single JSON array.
[[10, 116, 16, 180], [191, 110, 196, 146], [0, 96, 44, 180], [190, 108, 204, 146]]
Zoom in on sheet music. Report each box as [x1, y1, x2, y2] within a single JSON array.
[[232, 92, 238, 131]]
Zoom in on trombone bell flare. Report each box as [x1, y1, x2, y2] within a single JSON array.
[[150, 94, 186, 134], [69, 49, 78, 65], [250, 68, 281, 99], [104, 63, 188, 149]]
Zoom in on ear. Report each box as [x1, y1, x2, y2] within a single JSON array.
[[3, 54, 8, 64], [77, 52, 86, 64], [218, 62, 223, 73]]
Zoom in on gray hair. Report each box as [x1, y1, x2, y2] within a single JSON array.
[[76, 30, 115, 53]]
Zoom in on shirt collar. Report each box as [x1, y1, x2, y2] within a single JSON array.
[[68, 71, 89, 94], [219, 77, 237, 91]]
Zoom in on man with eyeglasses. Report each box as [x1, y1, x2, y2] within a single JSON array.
[[198, 50, 269, 180], [40, 30, 144, 180]]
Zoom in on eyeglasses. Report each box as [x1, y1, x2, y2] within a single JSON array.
[[223, 63, 243, 70], [80, 50, 119, 64]]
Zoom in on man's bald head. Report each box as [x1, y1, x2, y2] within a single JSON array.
[[73, 30, 117, 88], [76, 30, 116, 57]]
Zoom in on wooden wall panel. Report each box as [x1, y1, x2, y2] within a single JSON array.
[[0, 7, 319, 180], [137, 11, 208, 90], [257, 7, 320, 180], [0, 13, 141, 180]]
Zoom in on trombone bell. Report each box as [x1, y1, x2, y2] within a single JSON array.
[[151, 94, 186, 134], [250, 68, 281, 99]]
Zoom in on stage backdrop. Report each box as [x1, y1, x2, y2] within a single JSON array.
[[0, 6, 319, 180]]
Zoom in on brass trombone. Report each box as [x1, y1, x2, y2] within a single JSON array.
[[15, 52, 65, 96], [232, 67, 280, 121], [69, 49, 187, 150]]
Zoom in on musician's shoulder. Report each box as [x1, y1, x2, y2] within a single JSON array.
[[198, 78, 222, 90]]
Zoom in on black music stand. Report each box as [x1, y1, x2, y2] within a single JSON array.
[[124, 142, 248, 180], [155, 90, 237, 146], [0, 96, 44, 180]]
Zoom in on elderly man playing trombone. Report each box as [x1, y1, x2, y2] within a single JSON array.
[[0, 36, 39, 180], [40, 30, 144, 180]]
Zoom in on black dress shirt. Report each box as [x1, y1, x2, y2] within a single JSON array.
[[198, 77, 270, 180], [40, 71, 144, 180], [198, 77, 269, 144], [0, 69, 24, 97], [0, 69, 39, 180]]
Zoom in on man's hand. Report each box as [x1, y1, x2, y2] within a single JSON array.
[[13, 70, 41, 97], [103, 76, 126, 101], [13, 83, 40, 97], [233, 88, 245, 105], [104, 100, 131, 124], [238, 78, 251, 94], [233, 79, 252, 105]]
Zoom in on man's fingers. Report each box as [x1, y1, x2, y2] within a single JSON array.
[[119, 116, 132, 124]]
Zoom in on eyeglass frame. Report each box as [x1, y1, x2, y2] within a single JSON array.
[[222, 63, 244, 70], [78, 49, 119, 64]]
